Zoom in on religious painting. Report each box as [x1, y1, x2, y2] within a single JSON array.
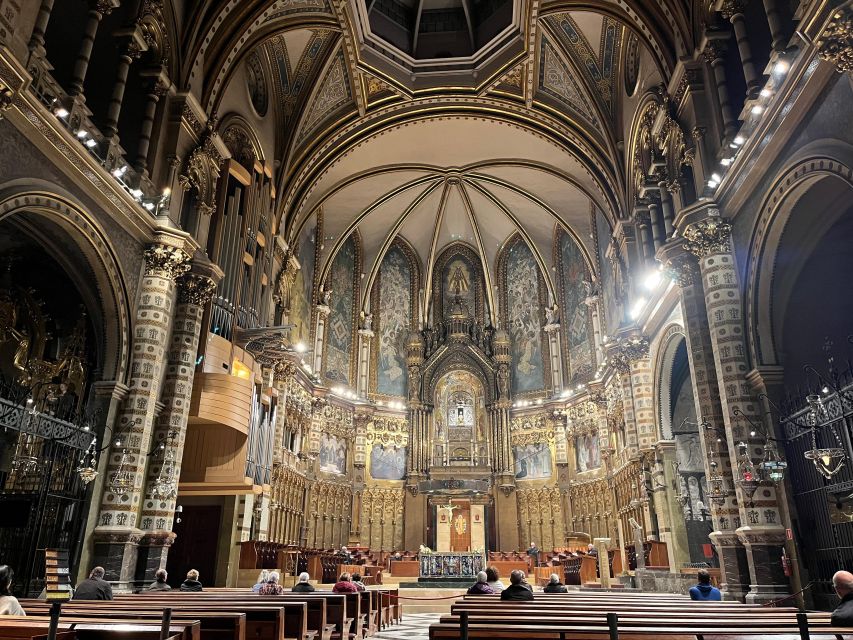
[[319, 432, 347, 474], [575, 432, 601, 472], [595, 209, 625, 335], [442, 257, 475, 317], [504, 240, 545, 393], [324, 235, 357, 384], [376, 245, 411, 397], [290, 216, 316, 347], [513, 442, 552, 480], [369, 444, 407, 480], [558, 228, 593, 381]]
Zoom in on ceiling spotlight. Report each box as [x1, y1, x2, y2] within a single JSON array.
[[721, 157, 733, 166], [773, 60, 789, 75], [76, 129, 88, 139], [295, 342, 307, 353], [733, 135, 745, 146], [760, 88, 772, 98], [54, 107, 69, 118], [711, 173, 722, 183], [751, 104, 764, 115]]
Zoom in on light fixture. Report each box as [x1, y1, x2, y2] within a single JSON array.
[[773, 60, 789, 75], [733, 135, 745, 146], [760, 88, 772, 98], [721, 157, 733, 166], [711, 173, 721, 182], [54, 107, 69, 118], [108, 449, 134, 497], [629, 298, 647, 320], [736, 442, 760, 500], [76, 436, 99, 485], [644, 270, 662, 290], [707, 180, 718, 189], [751, 105, 764, 115], [130, 188, 143, 199], [295, 342, 307, 353], [76, 129, 88, 139], [758, 440, 787, 483]]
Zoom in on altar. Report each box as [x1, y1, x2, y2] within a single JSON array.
[[419, 551, 486, 578]]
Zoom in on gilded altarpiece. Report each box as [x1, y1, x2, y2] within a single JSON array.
[[371, 241, 419, 399], [555, 227, 594, 383], [324, 234, 360, 385], [498, 236, 548, 395]]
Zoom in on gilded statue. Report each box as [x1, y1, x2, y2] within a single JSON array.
[[448, 265, 469, 295]]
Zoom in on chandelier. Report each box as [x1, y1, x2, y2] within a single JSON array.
[[11, 432, 39, 475], [802, 392, 845, 479], [758, 439, 787, 483], [108, 448, 134, 497], [76, 436, 99, 485], [735, 442, 760, 500], [150, 432, 179, 500], [705, 452, 727, 507]]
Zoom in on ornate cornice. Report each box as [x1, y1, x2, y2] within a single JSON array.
[[817, 8, 853, 74], [143, 244, 191, 280], [176, 272, 216, 305], [682, 215, 732, 257]]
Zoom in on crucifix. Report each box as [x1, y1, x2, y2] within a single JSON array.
[[440, 498, 459, 517]]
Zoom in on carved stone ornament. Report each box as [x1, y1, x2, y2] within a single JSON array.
[[178, 122, 223, 216], [608, 336, 650, 374], [702, 40, 726, 64], [177, 273, 217, 305], [143, 244, 191, 280], [682, 214, 732, 257], [273, 360, 297, 383], [273, 251, 298, 309], [719, 0, 747, 20], [817, 8, 853, 74], [0, 82, 14, 121], [664, 253, 700, 287]]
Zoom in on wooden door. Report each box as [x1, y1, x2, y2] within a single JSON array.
[[449, 501, 471, 552], [168, 504, 221, 587]]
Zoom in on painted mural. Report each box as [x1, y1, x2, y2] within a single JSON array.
[[370, 444, 407, 480], [442, 257, 475, 317], [559, 229, 593, 381], [324, 235, 357, 384], [291, 216, 316, 347], [505, 241, 545, 393], [319, 432, 347, 474], [376, 245, 411, 397], [514, 442, 552, 480], [595, 209, 624, 335], [576, 432, 601, 472]]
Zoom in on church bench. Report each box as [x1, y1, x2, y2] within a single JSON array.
[[0, 616, 196, 640]]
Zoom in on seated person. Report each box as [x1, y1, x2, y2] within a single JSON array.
[[688, 569, 721, 601], [500, 569, 534, 601], [74, 566, 113, 600], [586, 543, 598, 556], [485, 566, 504, 593], [258, 571, 284, 595], [832, 570, 853, 626], [542, 573, 568, 593], [0, 565, 25, 615], [180, 569, 203, 592], [332, 572, 360, 593], [338, 546, 353, 563], [467, 571, 495, 595], [147, 568, 172, 591], [351, 572, 367, 592], [252, 569, 269, 593], [292, 572, 315, 593]]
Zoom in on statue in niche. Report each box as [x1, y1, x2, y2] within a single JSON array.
[[497, 363, 510, 398], [360, 312, 373, 332], [545, 304, 560, 326], [320, 287, 332, 307], [449, 266, 470, 295]]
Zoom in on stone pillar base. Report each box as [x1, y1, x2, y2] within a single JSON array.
[[91, 527, 143, 592], [709, 530, 750, 601], [738, 526, 790, 604], [135, 531, 177, 588]]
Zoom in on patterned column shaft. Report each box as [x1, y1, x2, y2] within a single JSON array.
[[620, 373, 639, 453], [545, 325, 563, 395], [630, 358, 656, 450], [139, 273, 217, 535], [666, 249, 749, 600], [98, 244, 190, 531], [683, 214, 788, 600]]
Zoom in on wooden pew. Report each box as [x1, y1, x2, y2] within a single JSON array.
[[0, 615, 196, 640]]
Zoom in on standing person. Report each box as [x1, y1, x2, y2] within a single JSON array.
[[688, 569, 721, 601], [500, 569, 534, 601], [466, 571, 495, 595], [73, 566, 113, 600], [0, 565, 25, 615], [258, 571, 284, 595], [485, 566, 504, 593], [292, 572, 315, 593], [180, 569, 203, 592], [147, 568, 171, 591], [351, 573, 366, 592], [252, 569, 270, 593], [527, 542, 540, 568], [332, 572, 359, 593], [833, 571, 853, 626], [542, 573, 568, 593]]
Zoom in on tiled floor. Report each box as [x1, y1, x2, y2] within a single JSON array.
[[376, 613, 440, 640]]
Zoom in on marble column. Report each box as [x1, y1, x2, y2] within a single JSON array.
[[134, 71, 169, 177], [356, 323, 373, 398], [544, 319, 563, 396], [703, 37, 739, 142], [720, 0, 762, 98], [681, 206, 789, 603], [313, 301, 330, 375], [103, 30, 146, 140], [27, 0, 55, 55], [135, 261, 221, 584], [69, 0, 119, 97], [761, 0, 788, 51], [662, 243, 750, 601], [92, 239, 191, 590], [647, 192, 665, 251]]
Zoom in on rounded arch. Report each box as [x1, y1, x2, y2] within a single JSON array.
[[423, 348, 497, 407], [652, 323, 687, 442], [219, 113, 267, 169], [744, 147, 853, 368], [0, 188, 132, 383], [431, 241, 489, 326]]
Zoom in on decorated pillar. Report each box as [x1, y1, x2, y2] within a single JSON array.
[[543, 306, 563, 396], [69, 0, 120, 97], [356, 314, 373, 398], [27, 0, 55, 55], [136, 260, 221, 584], [703, 36, 739, 143], [91, 236, 192, 590], [403, 331, 427, 549], [720, 0, 761, 97], [682, 205, 788, 602], [103, 29, 146, 140], [313, 296, 330, 375], [661, 240, 750, 601], [135, 69, 170, 177]]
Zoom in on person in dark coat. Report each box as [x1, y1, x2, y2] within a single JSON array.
[[527, 542, 540, 568], [292, 572, 315, 593], [467, 571, 495, 595], [832, 571, 853, 626], [688, 569, 721, 601], [500, 569, 534, 601], [542, 573, 568, 593], [147, 568, 171, 591], [73, 567, 113, 600], [180, 569, 203, 592]]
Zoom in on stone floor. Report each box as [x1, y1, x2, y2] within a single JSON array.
[[376, 613, 440, 640]]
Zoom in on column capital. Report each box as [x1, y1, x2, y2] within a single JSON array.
[[143, 243, 192, 279], [702, 31, 729, 63], [719, 0, 747, 20], [176, 272, 216, 305], [90, 0, 120, 16], [816, 7, 853, 74], [657, 240, 700, 287], [683, 214, 732, 258], [607, 335, 650, 374]]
